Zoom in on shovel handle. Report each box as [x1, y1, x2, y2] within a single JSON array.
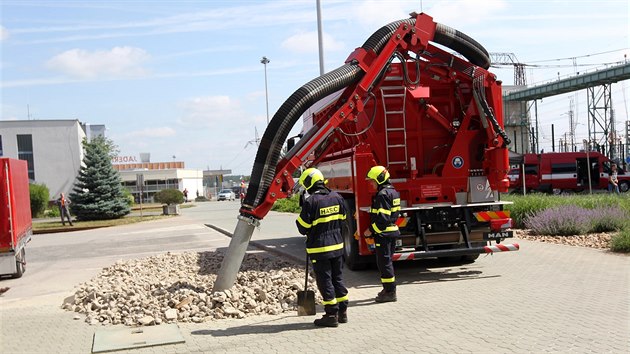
[[304, 254, 309, 292]]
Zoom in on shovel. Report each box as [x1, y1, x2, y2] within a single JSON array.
[[297, 254, 316, 316]]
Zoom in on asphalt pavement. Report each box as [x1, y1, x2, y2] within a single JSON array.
[[1, 200, 628, 354]]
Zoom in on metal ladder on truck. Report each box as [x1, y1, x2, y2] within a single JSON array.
[[380, 86, 408, 167]]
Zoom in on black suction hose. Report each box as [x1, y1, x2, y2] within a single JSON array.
[[245, 63, 362, 208], [243, 16, 490, 213]]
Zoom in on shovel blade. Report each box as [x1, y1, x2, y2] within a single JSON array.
[[296, 290, 316, 316]]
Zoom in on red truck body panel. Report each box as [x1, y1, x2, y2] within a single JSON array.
[[1, 158, 32, 253]]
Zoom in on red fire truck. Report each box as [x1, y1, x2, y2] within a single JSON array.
[[509, 152, 630, 194], [236, 12, 519, 271], [1, 158, 32, 278]]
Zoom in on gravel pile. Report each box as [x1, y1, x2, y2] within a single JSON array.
[[62, 251, 320, 326], [513, 229, 613, 249]]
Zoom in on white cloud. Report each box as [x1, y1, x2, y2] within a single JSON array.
[[126, 126, 176, 138], [352, 0, 507, 30], [45, 46, 150, 79], [178, 95, 249, 128], [354, 0, 412, 29], [0, 25, 8, 41], [281, 31, 345, 54], [427, 0, 507, 26]]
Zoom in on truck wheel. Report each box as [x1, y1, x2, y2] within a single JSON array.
[[342, 199, 371, 271], [13, 248, 25, 278], [619, 181, 629, 193]]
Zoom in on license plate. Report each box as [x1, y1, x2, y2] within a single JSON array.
[[483, 230, 513, 240], [395, 239, 402, 247]]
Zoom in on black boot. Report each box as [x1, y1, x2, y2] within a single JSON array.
[[375, 290, 397, 303], [314, 314, 338, 327], [337, 311, 348, 324]]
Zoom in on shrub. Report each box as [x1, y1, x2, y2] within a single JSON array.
[[29, 183, 50, 218], [610, 228, 630, 253], [271, 194, 301, 213], [588, 207, 627, 233], [503, 194, 560, 228], [44, 207, 61, 218], [154, 189, 184, 205], [121, 188, 134, 206], [503, 194, 630, 229], [524, 205, 591, 236], [195, 196, 209, 202]]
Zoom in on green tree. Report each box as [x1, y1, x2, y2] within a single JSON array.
[[69, 136, 130, 220], [29, 183, 50, 217]]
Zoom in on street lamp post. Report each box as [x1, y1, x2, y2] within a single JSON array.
[[261, 56, 270, 125]]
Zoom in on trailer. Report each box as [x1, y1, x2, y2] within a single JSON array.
[[0, 158, 32, 278]]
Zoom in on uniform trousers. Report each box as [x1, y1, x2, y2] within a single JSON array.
[[312, 255, 348, 315], [375, 234, 396, 292]]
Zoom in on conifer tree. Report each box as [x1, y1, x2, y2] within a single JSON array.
[[69, 136, 130, 220]]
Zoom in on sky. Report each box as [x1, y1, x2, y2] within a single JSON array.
[[2, 0, 629, 175]]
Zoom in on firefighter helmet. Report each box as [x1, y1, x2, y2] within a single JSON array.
[[298, 167, 324, 190], [367, 165, 390, 185]]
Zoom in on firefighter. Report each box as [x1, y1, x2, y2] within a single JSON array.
[[295, 167, 349, 327], [365, 165, 400, 303]]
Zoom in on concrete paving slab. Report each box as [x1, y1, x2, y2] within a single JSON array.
[[92, 324, 185, 353]]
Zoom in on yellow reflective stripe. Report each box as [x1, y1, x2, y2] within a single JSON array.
[[336, 294, 348, 302], [371, 223, 399, 233], [297, 216, 311, 228], [393, 198, 400, 206], [391, 206, 401, 212], [376, 208, 391, 215], [370, 208, 390, 215], [381, 277, 395, 283], [322, 298, 337, 305], [312, 214, 346, 226], [306, 243, 344, 254], [384, 225, 399, 232]]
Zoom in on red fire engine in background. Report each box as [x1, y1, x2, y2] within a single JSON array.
[[509, 152, 630, 194], [239, 12, 519, 270]]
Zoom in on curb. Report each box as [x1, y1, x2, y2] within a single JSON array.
[[204, 223, 303, 265]]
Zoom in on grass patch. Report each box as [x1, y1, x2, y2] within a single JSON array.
[[33, 215, 170, 232]]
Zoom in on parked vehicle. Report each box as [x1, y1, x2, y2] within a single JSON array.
[[217, 189, 236, 201], [0, 158, 32, 278], [510, 151, 630, 194], [238, 12, 518, 271]]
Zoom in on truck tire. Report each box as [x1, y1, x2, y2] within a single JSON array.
[[619, 181, 629, 193], [342, 199, 372, 271], [13, 248, 25, 278]]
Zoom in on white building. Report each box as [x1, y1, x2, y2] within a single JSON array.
[[118, 168, 204, 202], [0, 119, 99, 198], [1, 119, 204, 202]]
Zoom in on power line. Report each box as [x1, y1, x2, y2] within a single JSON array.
[[526, 48, 628, 63]]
